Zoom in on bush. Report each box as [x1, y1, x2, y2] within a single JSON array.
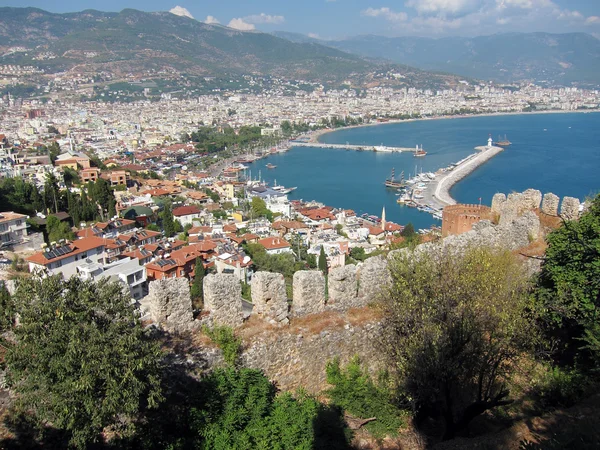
[[202, 325, 242, 366], [531, 366, 588, 409], [326, 356, 405, 439]]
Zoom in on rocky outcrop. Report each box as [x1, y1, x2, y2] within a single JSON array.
[[148, 278, 194, 333], [251, 272, 289, 325], [541, 192, 560, 216], [561, 196, 580, 221], [327, 264, 358, 310], [203, 274, 244, 327], [357, 256, 390, 303], [291, 271, 325, 317]]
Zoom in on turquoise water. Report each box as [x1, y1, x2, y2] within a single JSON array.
[[248, 113, 600, 229]]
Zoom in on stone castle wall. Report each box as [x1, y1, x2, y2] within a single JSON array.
[[491, 189, 581, 222]]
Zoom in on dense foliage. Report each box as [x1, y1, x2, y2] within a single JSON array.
[[381, 247, 535, 439], [536, 194, 600, 368], [326, 357, 405, 438], [5, 276, 164, 448]]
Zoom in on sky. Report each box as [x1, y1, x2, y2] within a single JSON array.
[[2, 0, 600, 39]]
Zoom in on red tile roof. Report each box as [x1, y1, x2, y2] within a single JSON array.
[[258, 237, 291, 250], [172, 205, 201, 217], [27, 237, 105, 266]]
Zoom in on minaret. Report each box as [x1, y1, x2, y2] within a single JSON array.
[[381, 206, 386, 231]]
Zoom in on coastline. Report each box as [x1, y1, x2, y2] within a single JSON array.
[[309, 109, 600, 144]]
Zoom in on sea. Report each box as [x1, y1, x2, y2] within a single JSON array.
[[247, 112, 600, 230]]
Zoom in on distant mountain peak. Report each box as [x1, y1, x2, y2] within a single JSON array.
[[169, 6, 194, 20]]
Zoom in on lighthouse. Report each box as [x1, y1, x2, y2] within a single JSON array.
[[487, 135, 493, 148]]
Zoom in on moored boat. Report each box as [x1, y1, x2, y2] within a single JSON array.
[[384, 168, 407, 188]]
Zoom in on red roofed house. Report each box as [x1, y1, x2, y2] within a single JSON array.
[[258, 236, 292, 255], [145, 244, 209, 281], [299, 208, 336, 224], [27, 237, 106, 278], [172, 205, 202, 227]]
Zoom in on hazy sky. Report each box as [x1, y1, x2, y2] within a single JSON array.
[[3, 0, 600, 38]]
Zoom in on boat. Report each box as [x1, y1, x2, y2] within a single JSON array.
[[266, 163, 277, 169], [494, 134, 512, 147], [414, 144, 427, 157], [271, 180, 297, 194], [384, 168, 408, 188]]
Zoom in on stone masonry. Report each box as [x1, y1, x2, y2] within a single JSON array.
[[148, 278, 194, 333], [491, 193, 506, 213], [541, 192, 560, 216], [560, 196, 580, 221], [251, 272, 289, 324], [357, 255, 391, 303], [203, 274, 244, 327], [327, 264, 358, 310], [291, 270, 325, 317]]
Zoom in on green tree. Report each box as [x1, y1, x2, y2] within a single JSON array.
[[381, 247, 535, 440], [0, 283, 14, 332], [191, 257, 205, 308], [536, 194, 600, 367], [62, 167, 80, 187], [160, 203, 176, 238], [318, 246, 328, 275], [400, 222, 416, 239], [251, 196, 272, 221], [5, 276, 163, 448], [47, 141, 60, 164], [46, 215, 74, 244]]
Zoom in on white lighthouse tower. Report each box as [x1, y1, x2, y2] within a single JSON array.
[[487, 134, 493, 148]]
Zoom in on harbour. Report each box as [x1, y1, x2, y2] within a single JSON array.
[[248, 113, 600, 230]]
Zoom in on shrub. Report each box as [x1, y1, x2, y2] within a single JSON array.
[[202, 325, 242, 366], [531, 366, 588, 409], [325, 356, 405, 439]]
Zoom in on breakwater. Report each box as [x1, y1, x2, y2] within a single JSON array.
[[291, 142, 418, 153], [419, 145, 504, 211]]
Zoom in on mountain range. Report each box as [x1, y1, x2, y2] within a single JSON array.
[[0, 7, 460, 90], [273, 31, 600, 87]]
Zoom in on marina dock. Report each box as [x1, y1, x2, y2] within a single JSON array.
[[291, 142, 420, 153]]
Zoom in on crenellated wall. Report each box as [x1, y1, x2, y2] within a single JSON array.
[[491, 189, 581, 222]]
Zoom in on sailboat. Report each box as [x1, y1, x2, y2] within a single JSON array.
[[384, 168, 407, 188], [494, 134, 512, 147], [414, 144, 427, 157]]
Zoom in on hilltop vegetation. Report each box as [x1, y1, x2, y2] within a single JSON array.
[[0, 7, 461, 89]]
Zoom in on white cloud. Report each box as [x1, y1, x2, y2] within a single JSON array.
[[227, 18, 256, 31], [586, 16, 600, 25], [243, 13, 285, 25], [406, 0, 482, 17], [361, 0, 597, 35], [362, 7, 408, 22], [308, 33, 321, 39], [169, 6, 194, 20], [204, 15, 220, 25]]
